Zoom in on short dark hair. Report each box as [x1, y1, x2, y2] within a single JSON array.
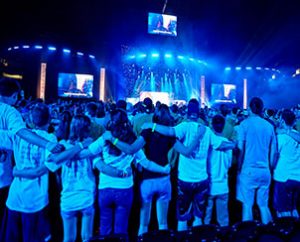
[[30, 103, 50, 127], [153, 104, 173, 126], [281, 109, 296, 127], [249, 97, 264, 115], [86, 102, 98, 117], [187, 98, 200, 119], [212, 114, 225, 133], [0, 78, 21, 97], [116, 99, 127, 111]]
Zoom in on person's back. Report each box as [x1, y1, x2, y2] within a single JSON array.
[[237, 97, 276, 224], [239, 115, 274, 169]]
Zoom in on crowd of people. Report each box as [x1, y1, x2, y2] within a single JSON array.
[[0, 77, 300, 242]]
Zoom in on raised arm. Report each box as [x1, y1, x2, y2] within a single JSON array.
[[173, 125, 206, 157], [17, 128, 64, 153], [141, 123, 176, 137], [103, 131, 146, 154]]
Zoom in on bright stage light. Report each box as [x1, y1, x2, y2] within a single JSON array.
[[77, 52, 84, 56], [48, 46, 56, 51], [235, 67, 242, 71], [165, 53, 172, 58], [177, 55, 184, 59], [34, 45, 43, 49], [89, 55, 95, 59], [225, 67, 231, 71], [63, 49, 71, 53], [22, 45, 30, 49], [8, 47, 12, 51], [256, 67, 262, 70], [13, 46, 19, 50], [246, 66, 252, 70], [151, 53, 159, 58]]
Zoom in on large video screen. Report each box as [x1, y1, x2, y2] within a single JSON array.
[[148, 12, 177, 36], [211, 84, 237, 104], [58, 73, 94, 98]]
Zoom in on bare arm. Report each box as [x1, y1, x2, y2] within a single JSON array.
[[217, 141, 236, 151], [94, 158, 130, 178], [237, 140, 245, 172], [13, 165, 48, 179], [269, 134, 278, 170], [17, 128, 64, 153], [142, 123, 176, 137], [173, 125, 206, 157]]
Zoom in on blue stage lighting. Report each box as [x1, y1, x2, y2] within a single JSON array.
[[22, 45, 30, 49], [128, 55, 136, 59], [265, 67, 270, 70], [256, 67, 262, 70], [235, 67, 242, 70], [34, 45, 43, 49], [48, 46, 56, 51], [77, 52, 84, 56], [89, 55, 95, 59], [7, 47, 12, 51], [13, 46, 19, 50], [246, 66, 252, 70], [151, 53, 159, 58], [225, 67, 231, 71], [165, 53, 172, 58], [138, 53, 147, 58], [63, 49, 71, 53], [177, 55, 184, 59], [189, 58, 194, 61]]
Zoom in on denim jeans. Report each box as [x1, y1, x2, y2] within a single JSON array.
[[204, 193, 229, 226], [98, 187, 133, 235]]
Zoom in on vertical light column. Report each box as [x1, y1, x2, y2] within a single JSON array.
[[99, 67, 106, 101], [37, 63, 47, 100], [243, 78, 247, 109], [200, 75, 205, 107]]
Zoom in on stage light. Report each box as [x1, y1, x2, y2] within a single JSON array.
[[89, 55, 95, 59], [138, 53, 147, 58], [63, 49, 71, 53], [7, 47, 12, 51], [34, 45, 43, 49], [246, 66, 252, 70], [235, 67, 242, 70], [151, 53, 159, 58], [48, 46, 56, 51], [256, 67, 262, 70], [164, 53, 172, 58], [265, 67, 270, 70], [189, 58, 194, 61], [13, 46, 19, 50], [22, 45, 30, 49], [77, 52, 84, 56], [272, 74, 276, 79], [128, 55, 136, 59], [225, 67, 231, 71], [177, 55, 184, 59]]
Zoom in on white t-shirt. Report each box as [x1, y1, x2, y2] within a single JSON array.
[[88, 136, 146, 189], [0, 129, 55, 213], [174, 122, 222, 182], [238, 116, 275, 170], [52, 140, 96, 212], [207, 134, 232, 195], [274, 132, 300, 182], [0, 102, 26, 188]]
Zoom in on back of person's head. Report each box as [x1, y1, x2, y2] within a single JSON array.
[[249, 97, 264, 115], [170, 104, 179, 114], [0, 77, 21, 97], [86, 102, 98, 117], [69, 115, 91, 142], [116, 99, 127, 111], [153, 104, 173, 126], [281, 109, 296, 127], [265, 108, 275, 118], [212, 114, 225, 134], [219, 104, 229, 117], [30, 103, 50, 128], [143, 97, 153, 114], [187, 98, 200, 119], [96, 101, 105, 118], [106, 108, 136, 156]]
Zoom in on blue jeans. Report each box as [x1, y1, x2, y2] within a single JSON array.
[[98, 187, 133, 235]]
